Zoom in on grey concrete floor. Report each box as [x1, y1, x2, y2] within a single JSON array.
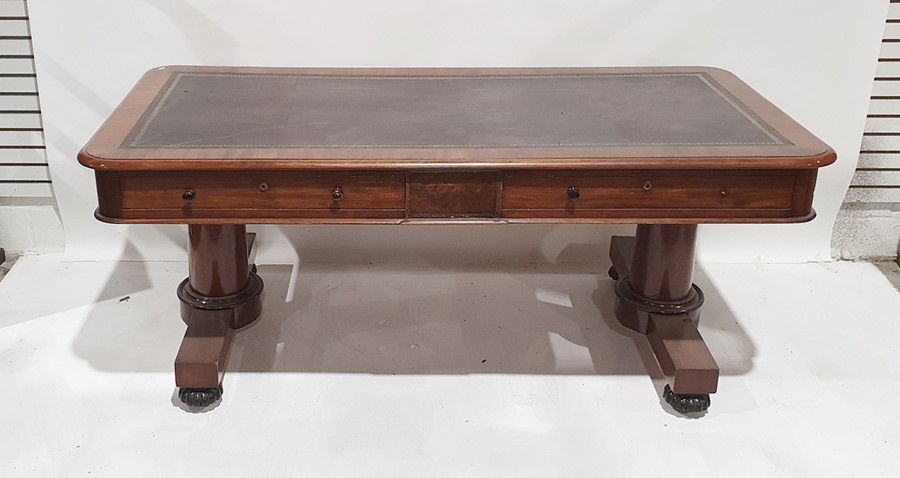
[[3, 255, 900, 477], [1, 254, 898, 290]]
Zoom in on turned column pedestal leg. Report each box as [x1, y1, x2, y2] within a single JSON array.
[[174, 224, 263, 407], [609, 224, 719, 413]]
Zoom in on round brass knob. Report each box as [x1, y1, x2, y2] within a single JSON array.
[[258, 181, 269, 192], [182, 189, 195, 202], [331, 186, 343, 202], [567, 186, 580, 201], [642, 181, 653, 191]]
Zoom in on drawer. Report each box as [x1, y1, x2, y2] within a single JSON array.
[[108, 171, 405, 220], [502, 171, 799, 217]]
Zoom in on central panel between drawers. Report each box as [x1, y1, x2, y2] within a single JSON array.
[[407, 172, 501, 218]]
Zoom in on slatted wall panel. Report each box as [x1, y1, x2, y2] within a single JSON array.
[[0, 0, 50, 198], [850, 0, 900, 202]]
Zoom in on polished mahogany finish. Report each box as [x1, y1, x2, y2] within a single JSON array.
[[188, 225, 250, 297], [79, 66, 834, 412], [630, 225, 698, 302], [501, 170, 814, 222]]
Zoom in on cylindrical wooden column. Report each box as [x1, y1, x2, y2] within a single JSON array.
[[628, 224, 697, 302], [188, 224, 249, 297]]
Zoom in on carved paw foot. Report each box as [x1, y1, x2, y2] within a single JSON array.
[[663, 384, 710, 414], [607, 266, 619, 281], [178, 384, 223, 408]]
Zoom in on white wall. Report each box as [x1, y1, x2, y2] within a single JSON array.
[[831, 3, 900, 261], [27, 0, 887, 264]]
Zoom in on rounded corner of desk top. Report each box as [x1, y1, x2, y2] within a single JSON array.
[[812, 147, 838, 168], [77, 148, 103, 169]]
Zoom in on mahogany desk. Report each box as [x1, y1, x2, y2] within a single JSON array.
[[79, 66, 835, 413]]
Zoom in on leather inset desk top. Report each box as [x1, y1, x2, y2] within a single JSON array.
[[79, 66, 835, 171], [124, 72, 784, 149]]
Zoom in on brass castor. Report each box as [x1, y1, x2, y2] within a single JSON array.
[[178, 384, 223, 407], [663, 384, 710, 413]]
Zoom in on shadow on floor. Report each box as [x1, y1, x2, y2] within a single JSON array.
[[74, 258, 756, 381]]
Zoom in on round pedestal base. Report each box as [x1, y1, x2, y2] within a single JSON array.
[[177, 271, 264, 328]]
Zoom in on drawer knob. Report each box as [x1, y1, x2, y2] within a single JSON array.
[[258, 181, 269, 192], [182, 189, 195, 203], [567, 186, 580, 201], [643, 181, 653, 191], [331, 186, 343, 202]]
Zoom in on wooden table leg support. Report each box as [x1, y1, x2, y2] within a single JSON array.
[[647, 313, 718, 411], [174, 225, 263, 408], [175, 310, 233, 405], [609, 225, 719, 414]]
